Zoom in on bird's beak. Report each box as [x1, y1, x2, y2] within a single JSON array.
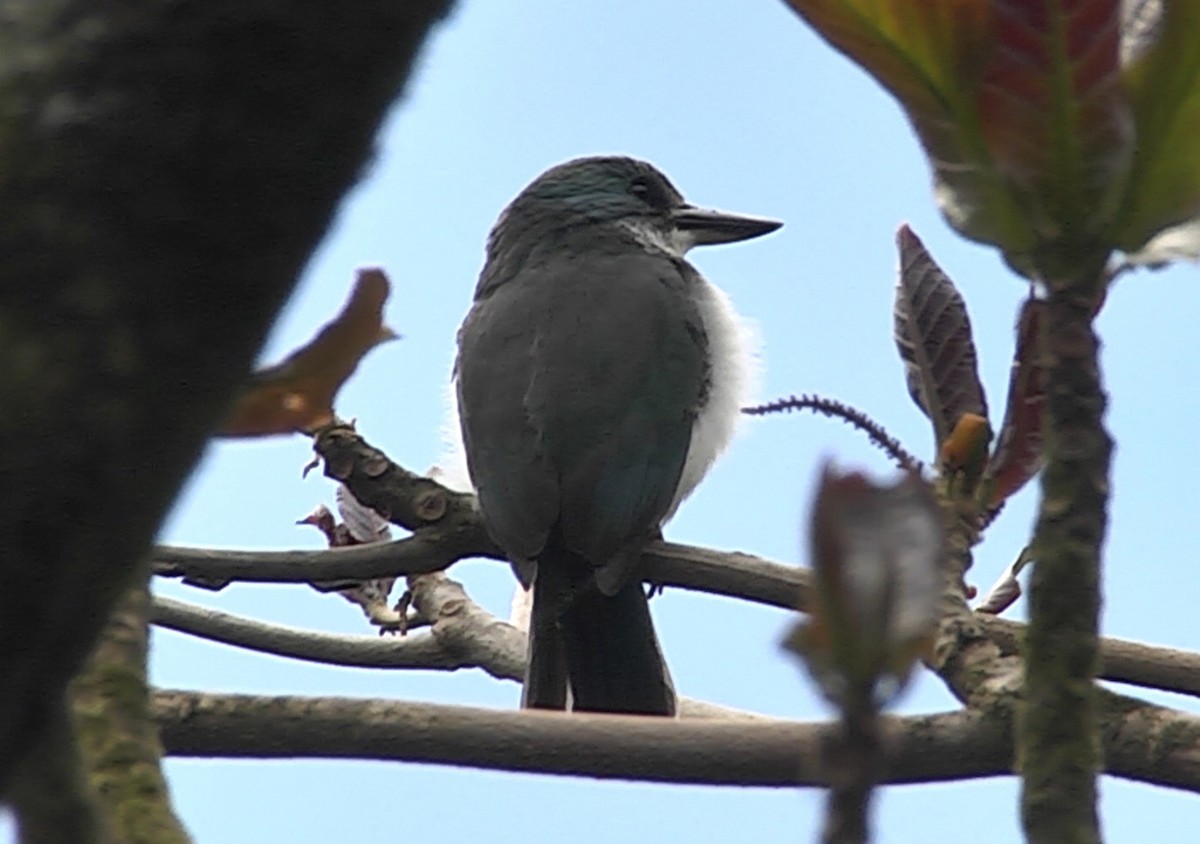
[[670, 205, 782, 246]]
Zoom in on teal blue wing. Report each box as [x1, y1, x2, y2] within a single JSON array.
[[457, 243, 707, 593]]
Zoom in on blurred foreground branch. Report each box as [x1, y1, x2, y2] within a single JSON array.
[[0, 0, 452, 791]]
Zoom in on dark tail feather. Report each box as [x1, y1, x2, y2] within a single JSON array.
[[522, 564, 570, 710], [522, 546, 675, 715], [561, 578, 676, 715]]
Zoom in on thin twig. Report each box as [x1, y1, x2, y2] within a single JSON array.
[[744, 394, 922, 471]]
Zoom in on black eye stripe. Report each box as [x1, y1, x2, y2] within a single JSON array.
[[628, 177, 668, 208]]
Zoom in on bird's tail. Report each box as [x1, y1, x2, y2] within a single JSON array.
[[522, 548, 676, 716]]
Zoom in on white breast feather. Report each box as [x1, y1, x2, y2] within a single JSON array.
[[431, 374, 476, 494], [665, 274, 759, 521]]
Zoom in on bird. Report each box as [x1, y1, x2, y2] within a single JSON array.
[[455, 156, 781, 716]]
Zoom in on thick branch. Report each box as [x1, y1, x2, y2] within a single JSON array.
[[153, 692, 1008, 787], [150, 690, 1200, 791], [8, 700, 112, 844], [70, 582, 192, 843], [0, 0, 451, 790]]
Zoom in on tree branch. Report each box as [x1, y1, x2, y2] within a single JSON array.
[[152, 583, 765, 721], [981, 616, 1200, 698], [152, 596, 461, 672], [71, 581, 192, 843], [150, 689, 1200, 792], [153, 692, 1009, 787], [153, 537, 497, 590], [149, 423, 1200, 798], [153, 538, 1200, 699], [0, 0, 452, 791], [8, 699, 112, 844]]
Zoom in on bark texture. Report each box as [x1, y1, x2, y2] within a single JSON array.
[[0, 0, 453, 792]]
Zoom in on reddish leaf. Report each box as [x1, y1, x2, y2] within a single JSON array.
[[977, 0, 1131, 238], [219, 269, 398, 437], [982, 296, 1048, 509], [783, 1, 1135, 266], [781, 1, 1029, 251], [893, 226, 990, 452], [297, 503, 340, 545]]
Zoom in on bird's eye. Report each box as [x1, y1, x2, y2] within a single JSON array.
[[628, 179, 652, 201]]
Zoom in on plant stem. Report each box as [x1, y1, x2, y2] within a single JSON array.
[[1019, 270, 1110, 844], [822, 694, 882, 844]]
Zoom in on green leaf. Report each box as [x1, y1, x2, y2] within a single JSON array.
[[977, 0, 1132, 243], [783, 0, 1031, 252], [784, 1, 1133, 268], [1115, 0, 1200, 250]]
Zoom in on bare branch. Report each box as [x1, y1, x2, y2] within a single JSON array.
[[153, 539, 1200, 700], [645, 542, 808, 609], [153, 691, 1009, 787], [147, 427, 1200, 797], [152, 596, 459, 672], [150, 689, 1200, 792], [152, 586, 766, 721], [981, 616, 1200, 698], [153, 537, 809, 607], [153, 536, 495, 590]]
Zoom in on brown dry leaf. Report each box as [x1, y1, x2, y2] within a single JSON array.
[[219, 268, 398, 437]]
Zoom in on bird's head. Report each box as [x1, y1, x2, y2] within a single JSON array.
[[484, 156, 781, 274]]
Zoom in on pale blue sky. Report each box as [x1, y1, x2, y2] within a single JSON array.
[[9, 2, 1200, 842]]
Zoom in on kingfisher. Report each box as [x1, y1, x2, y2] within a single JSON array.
[[455, 156, 780, 715]]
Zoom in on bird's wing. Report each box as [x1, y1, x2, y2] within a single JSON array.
[[456, 286, 559, 568], [457, 246, 707, 592]]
